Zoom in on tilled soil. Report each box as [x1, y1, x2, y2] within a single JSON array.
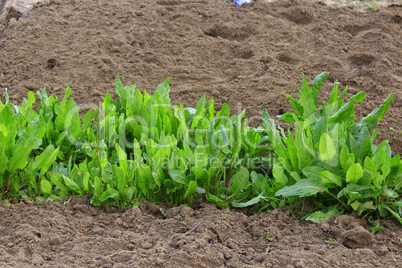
[[1, 198, 402, 267], [0, 0, 401, 267]]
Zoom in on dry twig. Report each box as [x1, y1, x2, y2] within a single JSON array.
[[185, 219, 204, 235]]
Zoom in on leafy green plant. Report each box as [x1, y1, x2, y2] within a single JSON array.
[[365, 1, 379, 10], [1, 72, 401, 224], [263, 72, 402, 223], [1, 75, 272, 209], [367, 220, 386, 234]]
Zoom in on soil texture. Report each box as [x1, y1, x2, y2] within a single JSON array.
[[1, 198, 402, 267]]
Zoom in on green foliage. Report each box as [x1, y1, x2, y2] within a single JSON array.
[[0, 75, 270, 209], [1, 72, 401, 224], [265, 72, 401, 223]]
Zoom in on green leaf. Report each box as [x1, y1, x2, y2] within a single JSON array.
[[262, 109, 288, 165], [0, 124, 8, 137], [276, 112, 297, 123], [338, 184, 376, 200], [184, 180, 197, 199], [49, 172, 68, 193], [156, 77, 171, 105], [195, 168, 210, 188], [119, 187, 134, 202], [302, 166, 326, 181], [93, 176, 103, 198], [346, 163, 364, 184], [62, 174, 83, 195], [306, 211, 330, 223], [137, 163, 155, 195], [378, 204, 402, 224], [340, 146, 355, 171], [190, 95, 206, 129], [116, 144, 127, 170], [231, 192, 265, 208], [229, 167, 250, 193], [319, 133, 336, 161], [216, 103, 230, 120], [351, 200, 362, 211], [383, 188, 398, 198], [0, 145, 9, 175], [311, 72, 329, 104], [275, 179, 326, 197], [272, 162, 288, 187], [220, 124, 229, 146], [99, 188, 120, 203], [194, 146, 208, 173], [8, 141, 34, 172], [169, 169, 188, 185], [319, 171, 342, 187], [299, 73, 317, 118], [359, 93, 393, 131], [206, 193, 229, 209], [40, 179, 53, 195], [31, 145, 60, 176]]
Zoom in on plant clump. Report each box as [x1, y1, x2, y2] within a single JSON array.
[[0, 73, 401, 224]]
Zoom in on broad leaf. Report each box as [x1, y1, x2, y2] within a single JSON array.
[[319, 133, 336, 161], [99, 188, 119, 202], [319, 171, 342, 187], [184, 180, 197, 199], [206, 193, 229, 209], [31, 145, 60, 176], [229, 167, 250, 193], [231, 192, 266, 208], [306, 211, 330, 223], [8, 141, 34, 172], [275, 179, 326, 197], [40, 179, 53, 195], [346, 163, 364, 184]]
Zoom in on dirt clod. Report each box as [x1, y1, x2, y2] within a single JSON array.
[[341, 226, 375, 248]]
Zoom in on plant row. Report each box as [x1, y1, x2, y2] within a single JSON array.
[[0, 73, 401, 223]]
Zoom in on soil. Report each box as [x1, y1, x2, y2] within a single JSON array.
[[0, 198, 401, 268], [0, 0, 401, 267]]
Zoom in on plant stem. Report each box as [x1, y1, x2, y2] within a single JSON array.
[[325, 190, 349, 210]]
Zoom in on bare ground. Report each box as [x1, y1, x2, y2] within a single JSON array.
[[1, 197, 402, 267]]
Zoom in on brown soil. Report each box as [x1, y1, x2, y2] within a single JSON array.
[[0, 0, 401, 267], [0, 198, 401, 267]]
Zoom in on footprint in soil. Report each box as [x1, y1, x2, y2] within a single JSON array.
[[346, 54, 376, 71], [203, 23, 255, 41]]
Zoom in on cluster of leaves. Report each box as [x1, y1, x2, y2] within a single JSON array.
[[0, 73, 401, 223], [264, 73, 402, 223], [0, 76, 272, 209]]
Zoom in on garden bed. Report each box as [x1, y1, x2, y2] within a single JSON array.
[[0, 0, 401, 267]]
